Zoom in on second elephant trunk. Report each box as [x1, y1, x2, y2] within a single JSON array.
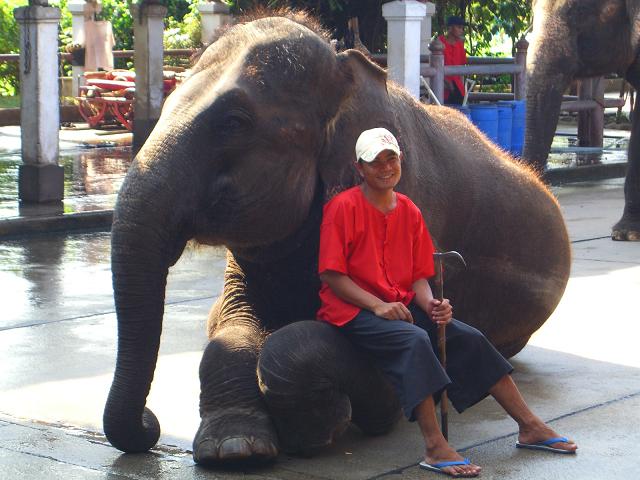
[[523, 72, 571, 171]]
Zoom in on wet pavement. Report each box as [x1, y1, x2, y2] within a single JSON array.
[[0, 124, 639, 479], [0, 125, 132, 220], [0, 121, 631, 230]]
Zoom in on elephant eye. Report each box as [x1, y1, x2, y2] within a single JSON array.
[[218, 111, 253, 136]]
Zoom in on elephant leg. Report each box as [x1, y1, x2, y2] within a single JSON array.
[[613, 65, 640, 240], [257, 321, 401, 454], [193, 324, 278, 465]]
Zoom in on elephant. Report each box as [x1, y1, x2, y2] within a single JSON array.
[[524, 0, 640, 241], [103, 11, 571, 465]]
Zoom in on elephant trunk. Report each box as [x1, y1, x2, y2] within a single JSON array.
[[523, 71, 571, 171], [104, 153, 193, 452]]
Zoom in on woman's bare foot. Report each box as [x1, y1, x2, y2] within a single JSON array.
[[423, 438, 482, 477], [518, 419, 577, 453]]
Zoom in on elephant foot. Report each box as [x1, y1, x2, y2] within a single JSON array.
[[192, 410, 278, 466], [612, 216, 640, 241]]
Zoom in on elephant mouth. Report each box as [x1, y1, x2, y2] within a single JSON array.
[[228, 177, 325, 263], [192, 165, 323, 252]]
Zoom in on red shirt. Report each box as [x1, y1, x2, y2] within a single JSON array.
[[317, 186, 436, 326], [439, 35, 467, 101]]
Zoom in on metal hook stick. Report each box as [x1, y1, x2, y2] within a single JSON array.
[[432, 250, 466, 440]]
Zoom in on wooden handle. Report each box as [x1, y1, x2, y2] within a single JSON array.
[[437, 323, 448, 440]]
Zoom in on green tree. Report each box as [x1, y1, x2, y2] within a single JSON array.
[[0, 0, 27, 96], [222, 1, 531, 56]]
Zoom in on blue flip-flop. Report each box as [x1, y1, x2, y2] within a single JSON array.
[[516, 436, 576, 454], [419, 458, 479, 477]]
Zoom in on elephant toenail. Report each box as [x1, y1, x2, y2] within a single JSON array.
[[217, 437, 252, 459], [252, 437, 278, 457]]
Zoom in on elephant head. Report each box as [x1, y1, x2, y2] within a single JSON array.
[[103, 14, 397, 453]]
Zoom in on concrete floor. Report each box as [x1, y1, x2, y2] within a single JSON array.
[[0, 178, 639, 479]]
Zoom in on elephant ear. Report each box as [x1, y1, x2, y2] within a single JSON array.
[[319, 49, 398, 193]]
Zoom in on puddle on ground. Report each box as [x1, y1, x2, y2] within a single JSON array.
[[547, 134, 628, 168], [0, 146, 132, 217], [0, 133, 629, 218]]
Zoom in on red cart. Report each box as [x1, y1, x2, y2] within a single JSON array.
[[76, 70, 178, 131]]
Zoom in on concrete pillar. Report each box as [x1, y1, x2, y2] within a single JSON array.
[[14, 5, 64, 203], [198, 1, 232, 45], [514, 37, 528, 100], [382, 0, 426, 98], [419, 2, 436, 57], [67, 0, 101, 96], [132, 3, 167, 155], [429, 37, 445, 104]]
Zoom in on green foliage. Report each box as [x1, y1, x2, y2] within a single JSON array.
[[0, 0, 27, 96], [51, 0, 73, 77], [164, 1, 202, 50], [0, 95, 20, 108], [222, 1, 531, 56], [0, 0, 532, 97], [95, 0, 134, 52], [223, 1, 388, 52], [465, 0, 530, 56]]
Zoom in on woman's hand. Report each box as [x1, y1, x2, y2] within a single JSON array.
[[372, 302, 414, 323], [427, 298, 453, 325]]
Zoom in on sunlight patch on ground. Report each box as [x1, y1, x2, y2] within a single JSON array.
[[530, 264, 640, 368], [0, 352, 202, 452]]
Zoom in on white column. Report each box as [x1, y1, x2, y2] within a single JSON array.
[[68, 0, 101, 96], [132, 3, 167, 154], [14, 5, 64, 203], [420, 2, 436, 57], [382, 1, 426, 98], [198, 1, 232, 45]]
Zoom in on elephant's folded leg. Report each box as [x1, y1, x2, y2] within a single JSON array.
[[193, 324, 278, 465], [257, 321, 400, 454]]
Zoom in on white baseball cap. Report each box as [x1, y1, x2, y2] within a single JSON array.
[[355, 128, 401, 163]]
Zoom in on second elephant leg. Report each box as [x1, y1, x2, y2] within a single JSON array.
[[614, 64, 640, 240], [193, 323, 278, 465]]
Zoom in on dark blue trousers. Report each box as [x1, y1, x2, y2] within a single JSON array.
[[339, 303, 513, 421]]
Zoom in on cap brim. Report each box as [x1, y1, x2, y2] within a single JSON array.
[[359, 147, 400, 163]]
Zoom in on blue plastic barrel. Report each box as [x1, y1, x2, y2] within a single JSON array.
[[451, 104, 471, 120], [497, 101, 513, 151], [469, 104, 498, 143], [508, 100, 526, 156]]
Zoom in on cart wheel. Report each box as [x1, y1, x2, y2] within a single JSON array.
[[77, 99, 108, 128], [110, 101, 134, 131]]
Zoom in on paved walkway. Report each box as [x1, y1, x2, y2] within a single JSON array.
[[0, 124, 639, 478], [1, 177, 639, 479]]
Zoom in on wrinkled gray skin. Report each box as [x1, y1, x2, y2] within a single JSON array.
[[103, 14, 571, 466], [524, 0, 640, 240]]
